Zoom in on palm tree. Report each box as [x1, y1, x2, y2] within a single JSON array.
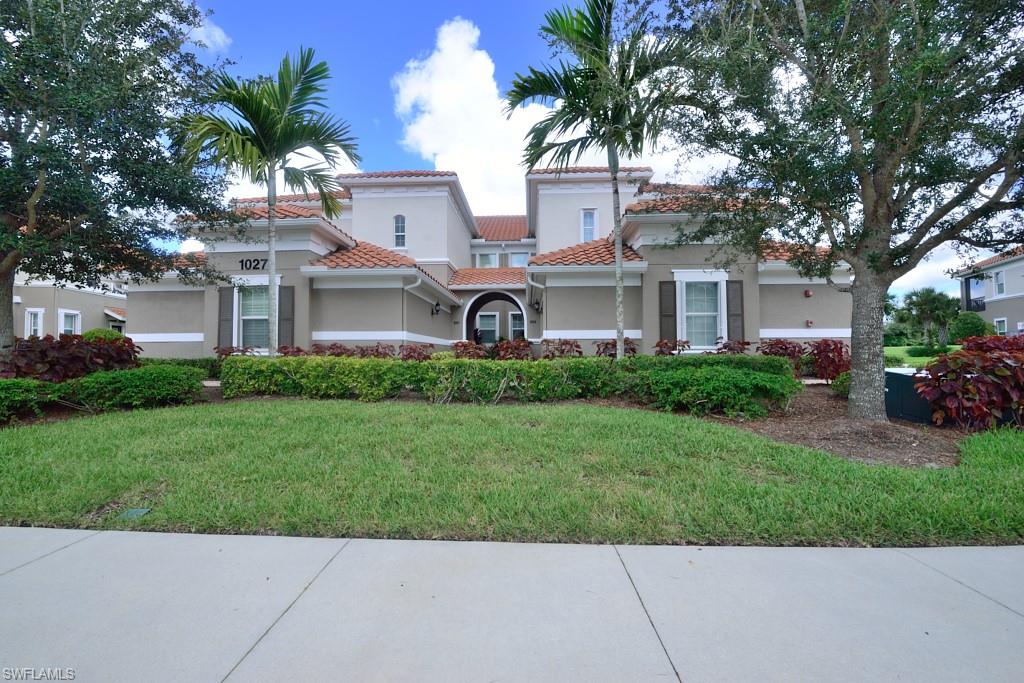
[[184, 48, 359, 355], [506, 0, 679, 358], [903, 287, 961, 347]]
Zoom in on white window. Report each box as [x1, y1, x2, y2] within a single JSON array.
[[58, 309, 81, 336], [674, 270, 729, 350], [580, 209, 596, 242], [509, 312, 525, 340], [477, 312, 498, 344], [394, 215, 406, 248], [508, 252, 530, 268], [475, 253, 498, 268], [239, 286, 270, 349], [109, 322, 125, 334], [24, 308, 44, 337], [994, 271, 1005, 296], [994, 318, 1008, 336]]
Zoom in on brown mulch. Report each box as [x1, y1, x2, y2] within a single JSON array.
[[715, 384, 963, 468]]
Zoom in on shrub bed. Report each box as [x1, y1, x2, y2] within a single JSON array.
[[915, 349, 1024, 430], [221, 354, 800, 416], [0, 379, 62, 423], [139, 357, 222, 379], [67, 365, 205, 411], [0, 335, 140, 382]]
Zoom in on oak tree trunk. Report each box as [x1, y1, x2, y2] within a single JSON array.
[[266, 164, 279, 357], [847, 272, 891, 421], [0, 265, 15, 352], [608, 147, 625, 360]]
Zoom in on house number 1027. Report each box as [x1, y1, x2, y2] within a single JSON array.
[[238, 258, 268, 271]]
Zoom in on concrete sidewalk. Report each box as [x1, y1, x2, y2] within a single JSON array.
[[1, 528, 1021, 682]]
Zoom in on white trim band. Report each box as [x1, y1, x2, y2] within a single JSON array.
[[543, 329, 643, 339], [129, 333, 205, 343], [760, 328, 851, 338], [311, 331, 452, 346]]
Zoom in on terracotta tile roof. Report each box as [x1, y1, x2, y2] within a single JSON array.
[[637, 182, 715, 195], [971, 246, 1024, 270], [312, 241, 416, 269], [236, 203, 322, 220], [173, 252, 207, 268], [104, 307, 127, 320], [449, 268, 526, 287], [232, 189, 350, 203], [475, 215, 528, 241], [337, 170, 457, 179], [760, 240, 830, 261], [530, 238, 643, 266], [528, 166, 653, 175], [625, 195, 708, 214]]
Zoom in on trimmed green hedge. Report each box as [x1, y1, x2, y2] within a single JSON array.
[[0, 378, 62, 423], [67, 365, 205, 411], [139, 357, 222, 379], [221, 355, 800, 416]]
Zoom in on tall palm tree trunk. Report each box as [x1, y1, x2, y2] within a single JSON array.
[[608, 147, 625, 360], [266, 162, 279, 357]]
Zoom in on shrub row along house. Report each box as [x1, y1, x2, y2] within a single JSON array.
[[126, 167, 853, 357], [957, 246, 1024, 337]]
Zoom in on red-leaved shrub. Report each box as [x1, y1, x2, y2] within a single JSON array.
[[398, 344, 432, 361], [354, 343, 395, 358], [276, 345, 308, 356], [214, 345, 256, 359], [915, 350, 1024, 430], [0, 335, 140, 382], [494, 338, 532, 360], [803, 339, 851, 382], [541, 338, 583, 359], [757, 338, 805, 376], [593, 337, 638, 357], [653, 339, 691, 356], [708, 338, 751, 355], [310, 343, 356, 357], [960, 335, 1024, 353], [452, 341, 490, 359]]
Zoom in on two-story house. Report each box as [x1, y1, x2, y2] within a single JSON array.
[[957, 246, 1024, 336], [14, 274, 128, 338], [126, 166, 853, 357]]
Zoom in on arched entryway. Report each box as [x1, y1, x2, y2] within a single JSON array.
[[462, 290, 528, 343]]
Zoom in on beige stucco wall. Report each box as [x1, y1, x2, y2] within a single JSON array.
[[534, 181, 643, 254], [127, 290, 205, 358], [310, 287, 403, 333], [758, 284, 852, 339], [982, 296, 1024, 335], [541, 285, 643, 354], [445, 198, 472, 269], [982, 259, 1024, 299], [14, 285, 125, 337], [349, 191, 447, 261], [403, 289, 455, 345]]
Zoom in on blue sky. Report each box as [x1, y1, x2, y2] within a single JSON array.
[[192, 0, 963, 296]]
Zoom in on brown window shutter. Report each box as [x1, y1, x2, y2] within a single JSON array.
[[217, 286, 234, 348], [658, 281, 676, 341], [278, 285, 295, 348], [726, 280, 744, 341]]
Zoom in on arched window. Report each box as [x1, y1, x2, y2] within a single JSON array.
[[394, 215, 406, 248]]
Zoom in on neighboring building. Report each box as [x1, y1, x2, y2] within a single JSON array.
[[127, 167, 853, 358], [957, 246, 1024, 336], [14, 274, 127, 338]]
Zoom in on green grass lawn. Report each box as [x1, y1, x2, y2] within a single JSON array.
[[1, 400, 1021, 546], [885, 345, 962, 368]]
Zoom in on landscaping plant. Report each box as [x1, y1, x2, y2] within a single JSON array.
[[81, 328, 125, 343], [493, 338, 533, 360], [710, 339, 751, 355], [594, 337, 637, 357], [949, 312, 994, 344], [0, 378, 62, 423], [66, 365, 205, 412], [757, 339, 805, 376], [653, 339, 691, 356], [452, 341, 490, 359], [915, 350, 1024, 430], [0, 335, 140, 382], [541, 339, 583, 359], [804, 339, 851, 382], [399, 344, 433, 361]]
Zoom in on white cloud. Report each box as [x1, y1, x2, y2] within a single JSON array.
[[391, 18, 721, 214], [193, 17, 232, 54], [224, 146, 360, 201], [890, 243, 968, 296], [179, 238, 204, 253]]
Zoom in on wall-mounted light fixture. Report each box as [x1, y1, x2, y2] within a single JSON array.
[[804, 289, 814, 298], [531, 299, 543, 314], [430, 301, 442, 316]]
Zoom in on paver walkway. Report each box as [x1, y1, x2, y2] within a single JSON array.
[[1, 527, 1022, 682]]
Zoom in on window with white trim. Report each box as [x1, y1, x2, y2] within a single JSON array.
[[394, 215, 406, 248], [239, 286, 270, 349], [580, 209, 596, 242], [59, 309, 81, 336], [994, 317, 1007, 336], [509, 312, 525, 340], [477, 312, 498, 344], [475, 253, 498, 268], [994, 270, 1005, 296], [24, 308, 43, 338], [109, 322, 125, 334], [508, 252, 530, 268], [674, 270, 729, 350]]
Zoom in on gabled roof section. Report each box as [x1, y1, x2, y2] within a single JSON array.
[[529, 238, 643, 267], [104, 307, 127, 321], [236, 204, 322, 220], [527, 166, 654, 176], [760, 240, 831, 262], [312, 241, 416, 269], [970, 246, 1024, 271], [625, 183, 747, 215], [475, 215, 528, 241], [449, 268, 526, 288]]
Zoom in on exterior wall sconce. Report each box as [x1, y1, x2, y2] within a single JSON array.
[[804, 289, 814, 297], [806, 319, 814, 327], [430, 301, 442, 316], [531, 299, 543, 314]]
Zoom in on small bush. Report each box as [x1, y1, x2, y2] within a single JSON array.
[[277, 345, 309, 356], [883, 322, 913, 347], [831, 371, 851, 398], [757, 339, 805, 375], [139, 357, 222, 379], [905, 344, 950, 357], [452, 341, 490, 359], [653, 339, 691, 355], [804, 339, 850, 382], [0, 335, 140, 382], [644, 366, 801, 417], [949, 312, 994, 343], [710, 338, 752, 355], [961, 335, 1024, 353], [310, 343, 356, 357], [593, 337, 638, 357], [494, 338, 533, 360], [82, 328, 125, 342], [67, 365, 205, 411], [541, 339, 583, 358], [431, 351, 455, 360], [884, 353, 904, 368], [0, 378, 62, 422], [915, 350, 1024, 430], [398, 344, 433, 361], [355, 343, 395, 359]]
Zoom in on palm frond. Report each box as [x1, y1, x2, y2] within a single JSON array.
[[280, 165, 344, 218]]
